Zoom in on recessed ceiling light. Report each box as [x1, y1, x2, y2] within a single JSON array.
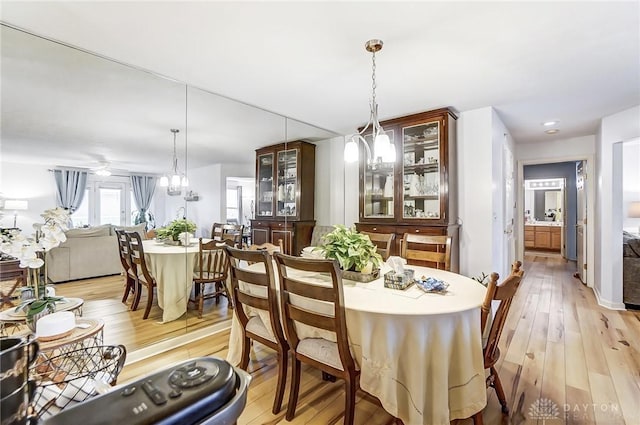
[[543, 120, 559, 126], [545, 129, 560, 134]]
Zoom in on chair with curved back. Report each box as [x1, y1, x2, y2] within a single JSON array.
[[472, 260, 525, 424], [124, 230, 157, 319], [190, 238, 232, 318], [211, 223, 244, 247], [360, 231, 395, 261], [115, 229, 136, 306], [401, 233, 452, 270], [273, 253, 360, 425], [224, 246, 289, 414]]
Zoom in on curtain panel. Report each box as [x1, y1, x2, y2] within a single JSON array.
[[130, 175, 157, 224], [53, 169, 88, 213]]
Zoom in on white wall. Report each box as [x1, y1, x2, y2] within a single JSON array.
[[596, 105, 640, 309], [183, 162, 253, 239], [314, 136, 354, 227], [458, 107, 494, 279], [0, 162, 56, 231]]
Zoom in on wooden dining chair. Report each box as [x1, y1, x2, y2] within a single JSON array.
[[124, 230, 157, 319], [211, 223, 244, 247], [115, 229, 136, 306], [472, 260, 524, 424], [401, 233, 452, 270], [360, 231, 395, 260], [273, 253, 360, 425], [190, 238, 232, 318], [224, 246, 289, 414]]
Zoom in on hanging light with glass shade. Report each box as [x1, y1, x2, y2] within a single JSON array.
[[159, 128, 188, 195], [344, 39, 396, 164]]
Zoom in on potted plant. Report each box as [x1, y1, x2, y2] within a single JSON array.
[[318, 225, 383, 282], [1, 207, 71, 329], [156, 218, 196, 244]]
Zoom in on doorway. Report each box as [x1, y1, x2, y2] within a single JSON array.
[[524, 178, 565, 258]]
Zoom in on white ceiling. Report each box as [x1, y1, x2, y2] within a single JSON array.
[[1, 1, 639, 173]]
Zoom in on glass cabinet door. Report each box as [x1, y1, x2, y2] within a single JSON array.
[[256, 153, 274, 217], [402, 121, 440, 219], [363, 131, 395, 218], [276, 149, 298, 217]]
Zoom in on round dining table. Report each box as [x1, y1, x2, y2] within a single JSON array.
[[141, 240, 203, 322], [226, 261, 487, 425]]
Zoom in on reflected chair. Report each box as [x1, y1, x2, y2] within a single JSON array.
[[401, 233, 452, 270], [211, 223, 244, 247], [472, 261, 525, 424], [360, 231, 395, 260], [115, 229, 136, 306], [248, 241, 283, 255], [273, 253, 359, 425], [191, 238, 231, 318], [224, 246, 289, 414], [125, 231, 157, 319]]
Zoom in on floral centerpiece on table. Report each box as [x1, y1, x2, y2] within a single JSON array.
[[0, 207, 70, 327], [317, 225, 383, 281], [155, 218, 197, 244]]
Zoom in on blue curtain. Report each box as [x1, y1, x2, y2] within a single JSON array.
[[130, 175, 157, 223], [53, 169, 87, 212]]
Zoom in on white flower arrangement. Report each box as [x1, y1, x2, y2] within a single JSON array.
[[1, 207, 70, 268]]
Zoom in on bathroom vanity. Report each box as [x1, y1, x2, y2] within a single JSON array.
[[525, 222, 562, 251]]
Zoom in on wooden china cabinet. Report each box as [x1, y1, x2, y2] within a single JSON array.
[[355, 108, 460, 272], [251, 140, 315, 255]]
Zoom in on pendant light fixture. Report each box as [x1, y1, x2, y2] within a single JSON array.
[[344, 39, 396, 164], [159, 128, 188, 195]]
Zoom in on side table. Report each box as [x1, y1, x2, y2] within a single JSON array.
[[0, 297, 84, 336]]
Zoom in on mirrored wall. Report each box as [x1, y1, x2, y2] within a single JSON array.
[[0, 23, 338, 351]]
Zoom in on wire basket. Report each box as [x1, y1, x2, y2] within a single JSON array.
[[29, 345, 127, 420]]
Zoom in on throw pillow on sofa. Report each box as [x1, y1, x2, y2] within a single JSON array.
[[113, 223, 148, 240], [65, 224, 112, 238]]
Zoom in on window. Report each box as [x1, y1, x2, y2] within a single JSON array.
[[71, 189, 90, 227], [226, 187, 239, 223], [99, 187, 123, 225]]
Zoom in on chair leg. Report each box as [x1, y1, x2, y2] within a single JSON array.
[[272, 348, 288, 414], [143, 283, 154, 320], [490, 366, 509, 414], [239, 336, 251, 370], [122, 275, 134, 303], [344, 378, 357, 425], [286, 358, 301, 421], [131, 280, 142, 311], [472, 411, 484, 424], [198, 283, 204, 319]]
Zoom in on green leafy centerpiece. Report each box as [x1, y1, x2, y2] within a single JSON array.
[[156, 218, 196, 245], [318, 225, 383, 282]]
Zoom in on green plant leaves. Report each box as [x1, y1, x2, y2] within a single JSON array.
[[320, 225, 383, 272]]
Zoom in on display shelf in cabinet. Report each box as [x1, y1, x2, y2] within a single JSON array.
[[358, 108, 456, 227]]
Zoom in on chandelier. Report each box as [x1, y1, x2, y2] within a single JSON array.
[[159, 128, 188, 194], [344, 39, 396, 163]]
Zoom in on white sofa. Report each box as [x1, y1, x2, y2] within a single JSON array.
[[45, 224, 146, 283]]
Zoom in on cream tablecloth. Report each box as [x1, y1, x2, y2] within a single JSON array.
[[226, 263, 487, 425], [142, 240, 202, 322]]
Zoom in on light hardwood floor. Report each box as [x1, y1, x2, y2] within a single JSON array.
[[119, 253, 640, 425], [1, 273, 233, 351]]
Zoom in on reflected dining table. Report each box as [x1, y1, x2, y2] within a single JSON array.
[[226, 262, 487, 425], [141, 239, 207, 322]]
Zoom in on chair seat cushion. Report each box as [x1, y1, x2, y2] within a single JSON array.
[[297, 338, 344, 371], [246, 315, 275, 343]]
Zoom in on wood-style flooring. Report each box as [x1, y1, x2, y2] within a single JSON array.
[[0, 273, 233, 352], [119, 253, 640, 424]]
